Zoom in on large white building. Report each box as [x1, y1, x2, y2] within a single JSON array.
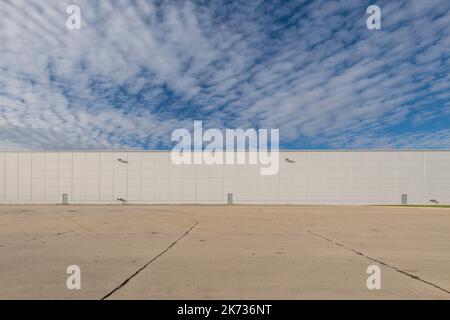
[[0, 150, 449, 205]]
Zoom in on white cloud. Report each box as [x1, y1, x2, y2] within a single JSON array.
[[0, 0, 449, 149]]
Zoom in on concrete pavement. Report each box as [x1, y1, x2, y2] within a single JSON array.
[[0, 205, 449, 299]]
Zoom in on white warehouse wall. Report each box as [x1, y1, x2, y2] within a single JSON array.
[[0, 150, 449, 205]]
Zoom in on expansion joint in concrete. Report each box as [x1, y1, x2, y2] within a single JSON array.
[[101, 220, 200, 300], [305, 229, 450, 295]]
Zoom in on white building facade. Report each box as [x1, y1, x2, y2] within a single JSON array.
[[0, 150, 449, 205]]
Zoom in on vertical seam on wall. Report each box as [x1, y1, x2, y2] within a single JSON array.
[[209, 164, 211, 202], [278, 151, 280, 202], [236, 157, 239, 202], [58, 152, 60, 202], [307, 152, 310, 202], [423, 151, 426, 200], [31, 152, 33, 201], [44, 152, 46, 202], [395, 152, 398, 200], [195, 162, 197, 202], [181, 158, 184, 201], [166, 153, 169, 202], [98, 152, 100, 201], [139, 152, 142, 201], [222, 157, 224, 204], [84, 152, 86, 201], [71, 152, 73, 202], [152, 155, 155, 201], [350, 154, 353, 199], [3, 152, 5, 201], [17, 152, 19, 201], [126, 152, 129, 200], [112, 153, 115, 201], [378, 154, 381, 202]]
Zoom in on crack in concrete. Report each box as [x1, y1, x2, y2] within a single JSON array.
[[101, 220, 200, 300], [56, 211, 94, 233], [305, 229, 450, 295]]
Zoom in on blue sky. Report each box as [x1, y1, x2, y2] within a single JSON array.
[[0, 0, 449, 150]]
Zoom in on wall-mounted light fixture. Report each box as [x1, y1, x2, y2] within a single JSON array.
[[117, 198, 128, 205]]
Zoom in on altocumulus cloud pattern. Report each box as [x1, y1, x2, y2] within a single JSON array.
[[0, 0, 449, 150]]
